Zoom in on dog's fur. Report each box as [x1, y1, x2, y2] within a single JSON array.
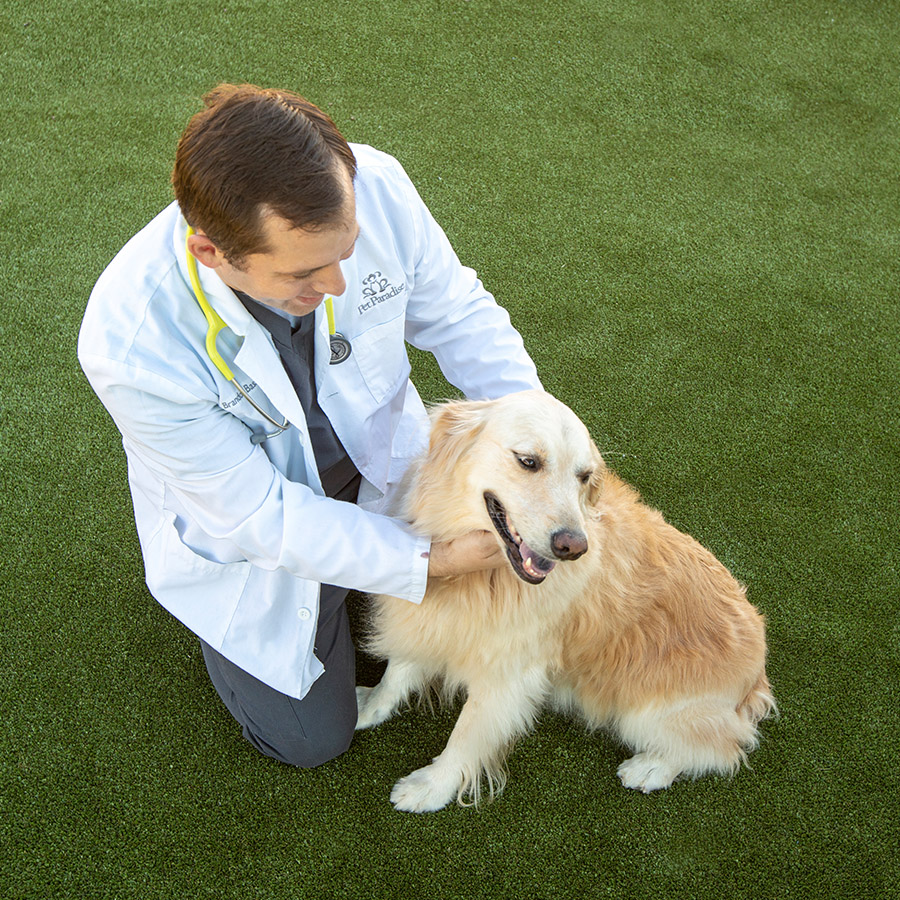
[[356, 390, 774, 812]]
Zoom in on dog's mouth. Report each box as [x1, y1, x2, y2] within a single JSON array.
[[484, 492, 557, 585]]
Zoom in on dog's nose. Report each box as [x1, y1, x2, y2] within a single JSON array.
[[550, 529, 588, 561]]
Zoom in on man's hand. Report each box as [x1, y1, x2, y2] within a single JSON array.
[[426, 530, 506, 578]]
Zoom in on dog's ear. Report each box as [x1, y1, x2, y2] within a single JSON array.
[[587, 441, 607, 507], [427, 399, 491, 449], [424, 399, 492, 474]]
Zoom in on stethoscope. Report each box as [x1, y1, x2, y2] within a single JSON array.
[[185, 228, 352, 444]]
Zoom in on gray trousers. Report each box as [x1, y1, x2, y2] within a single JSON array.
[[200, 582, 358, 768]]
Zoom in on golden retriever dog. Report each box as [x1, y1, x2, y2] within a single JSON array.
[[356, 390, 774, 812]]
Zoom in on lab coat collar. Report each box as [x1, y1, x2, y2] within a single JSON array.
[[171, 210, 321, 476]]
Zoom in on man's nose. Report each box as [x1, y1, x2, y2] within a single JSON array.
[[312, 263, 346, 297]]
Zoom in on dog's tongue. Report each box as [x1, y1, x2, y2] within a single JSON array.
[[519, 540, 556, 576]]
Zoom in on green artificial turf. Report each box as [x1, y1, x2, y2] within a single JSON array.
[[2, 0, 898, 897]]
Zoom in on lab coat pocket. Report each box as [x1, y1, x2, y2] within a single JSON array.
[[145, 511, 252, 649], [349, 314, 411, 405]]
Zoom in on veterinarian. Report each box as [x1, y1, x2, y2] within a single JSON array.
[[78, 84, 541, 768]]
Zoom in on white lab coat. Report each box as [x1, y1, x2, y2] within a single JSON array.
[[78, 144, 540, 698]]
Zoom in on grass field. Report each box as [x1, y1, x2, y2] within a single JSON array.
[[2, 1, 898, 898]]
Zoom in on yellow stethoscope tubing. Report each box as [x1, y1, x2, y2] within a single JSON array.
[[185, 228, 235, 380], [185, 227, 290, 440], [325, 291, 337, 336]]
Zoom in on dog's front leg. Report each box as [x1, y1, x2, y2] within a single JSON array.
[[390, 668, 548, 813], [355, 659, 428, 730]]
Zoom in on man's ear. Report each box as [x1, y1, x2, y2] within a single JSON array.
[[186, 231, 226, 270]]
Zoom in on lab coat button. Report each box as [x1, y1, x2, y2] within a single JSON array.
[[297, 608, 312, 621]]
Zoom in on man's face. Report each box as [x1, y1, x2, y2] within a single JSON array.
[[217, 211, 360, 316], [192, 169, 359, 317]]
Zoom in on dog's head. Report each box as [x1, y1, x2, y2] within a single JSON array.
[[412, 390, 604, 585]]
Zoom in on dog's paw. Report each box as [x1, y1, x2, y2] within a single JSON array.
[[390, 764, 461, 813], [617, 753, 680, 793], [354, 685, 397, 730], [354, 686, 374, 726]]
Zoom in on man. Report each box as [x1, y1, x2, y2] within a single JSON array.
[[78, 84, 541, 768]]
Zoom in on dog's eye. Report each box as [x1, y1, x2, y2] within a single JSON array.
[[515, 454, 539, 471], [578, 470, 593, 485]]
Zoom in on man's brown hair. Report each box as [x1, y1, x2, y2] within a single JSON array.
[[172, 84, 357, 265]]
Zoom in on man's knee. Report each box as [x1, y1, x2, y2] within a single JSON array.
[[244, 716, 356, 768]]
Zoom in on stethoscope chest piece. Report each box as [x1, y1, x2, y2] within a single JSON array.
[[329, 333, 352, 364]]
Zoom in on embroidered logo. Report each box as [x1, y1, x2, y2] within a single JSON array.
[[358, 271, 406, 315]]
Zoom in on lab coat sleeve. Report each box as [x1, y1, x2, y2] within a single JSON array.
[[391, 161, 542, 399], [80, 353, 431, 602]]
